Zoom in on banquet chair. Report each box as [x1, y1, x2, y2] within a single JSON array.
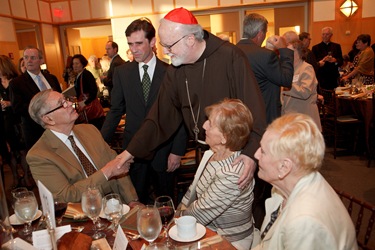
[[173, 141, 200, 206], [319, 88, 363, 159], [334, 188, 375, 250], [368, 92, 375, 168]]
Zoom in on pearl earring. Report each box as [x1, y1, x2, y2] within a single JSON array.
[[278, 175, 282, 179]]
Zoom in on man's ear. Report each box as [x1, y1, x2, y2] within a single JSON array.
[[42, 114, 55, 126]]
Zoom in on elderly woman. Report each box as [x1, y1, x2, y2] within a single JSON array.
[[253, 113, 357, 250], [72, 54, 104, 129], [342, 34, 374, 85], [281, 40, 321, 131], [178, 99, 255, 250]]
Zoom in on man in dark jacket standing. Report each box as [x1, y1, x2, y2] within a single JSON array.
[[101, 19, 186, 204]]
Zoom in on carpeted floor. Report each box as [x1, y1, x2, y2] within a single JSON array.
[[320, 147, 375, 205]]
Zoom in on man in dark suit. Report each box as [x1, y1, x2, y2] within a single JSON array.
[[9, 46, 62, 187], [27, 90, 139, 205], [101, 19, 186, 204], [10, 47, 62, 150], [312, 27, 343, 90], [102, 41, 125, 98], [237, 13, 294, 229], [237, 13, 293, 124]]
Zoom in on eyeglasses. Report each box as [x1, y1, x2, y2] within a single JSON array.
[[159, 35, 188, 51], [43, 99, 69, 116]]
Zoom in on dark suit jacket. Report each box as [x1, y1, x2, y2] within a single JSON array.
[[237, 39, 294, 124], [312, 41, 343, 90], [74, 69, 98, 105], [9, 71, 62, 148], [101, 59, 186, 171], [27, 124, 137, 203], [103, 54, 125, 89]]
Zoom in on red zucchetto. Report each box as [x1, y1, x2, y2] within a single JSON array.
[[164, 7, 198, 25]]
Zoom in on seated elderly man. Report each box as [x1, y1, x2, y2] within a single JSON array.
[[27, 89, 139, 207]]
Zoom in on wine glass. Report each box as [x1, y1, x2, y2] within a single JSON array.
[[155, 196, 175, 247], [54, 197, 67, 226], [14, 191, 38, 239], [11, 187, 28, 210], [137, 205, 162, 247], [81, 187, 105, 240], [103, 193, 123, 236]]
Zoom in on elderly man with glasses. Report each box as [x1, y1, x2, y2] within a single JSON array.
[[26, 89, 139, 205]]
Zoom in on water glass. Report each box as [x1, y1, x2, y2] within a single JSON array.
[[103, 193, 123, 236], [81, 187, 105, 239], [137, 205, 162, 246], [14, 191, 38, 238]]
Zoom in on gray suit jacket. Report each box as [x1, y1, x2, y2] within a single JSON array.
[[27, 124, 138, 203]]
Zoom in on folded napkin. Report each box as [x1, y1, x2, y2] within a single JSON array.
[[63, 203, 87, 220]]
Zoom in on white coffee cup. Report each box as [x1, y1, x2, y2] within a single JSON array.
[[175, 215, 197, 239]]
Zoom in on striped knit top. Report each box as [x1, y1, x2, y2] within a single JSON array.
[[181, 150, 255, 243]]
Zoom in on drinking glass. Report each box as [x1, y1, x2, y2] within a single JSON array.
[[103, 193, 123, 236], [14, 191, 38, 238], [81, 187, 105, 239], [54, 197, 67, 226], [155, 196, 175, 247], [137, 205, 162, 247]]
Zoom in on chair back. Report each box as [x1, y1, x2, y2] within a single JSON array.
[[335, 188, 375, 249]]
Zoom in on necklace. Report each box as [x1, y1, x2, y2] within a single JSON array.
[[185, 58, 206, 142]]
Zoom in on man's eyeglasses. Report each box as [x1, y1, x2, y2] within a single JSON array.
[[43, 99, 69, 116], [159, 35, 188, 51]]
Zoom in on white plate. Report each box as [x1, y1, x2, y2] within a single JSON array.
[[9, 210, 42, 226], [99, 204, 130, 219], [1, 237, 38, 250], [169, 223, 206, 242]]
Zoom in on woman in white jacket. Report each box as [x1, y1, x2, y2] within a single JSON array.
[[281, 40, 322, 131], [252, 113, 357, 250]]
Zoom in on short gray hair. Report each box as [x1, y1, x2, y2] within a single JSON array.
[[243, 13, 268, 39], [29, 89, 53, 128], [322, 27, 333, 34]]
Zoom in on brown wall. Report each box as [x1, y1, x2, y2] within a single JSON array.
[[310, 0, 375, 56], [0, 42, 21, 72], [275, 6, 305, 35], [81, 36, 108, 60]]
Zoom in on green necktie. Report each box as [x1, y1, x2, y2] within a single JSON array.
[[142, 64, 151, 102]]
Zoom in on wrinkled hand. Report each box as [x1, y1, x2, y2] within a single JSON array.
[[101, 150, 134, 179], [167, 153, 181, 172], [232, 154, 256, 189]]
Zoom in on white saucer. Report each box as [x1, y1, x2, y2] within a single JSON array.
[[169, 223, 206, 242], [99, 204, 130, 219], [9, 210, 42, 225]]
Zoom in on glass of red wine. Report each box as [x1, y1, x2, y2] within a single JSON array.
[[54, 197, 67, 226], [154, 196, 175, 247]]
